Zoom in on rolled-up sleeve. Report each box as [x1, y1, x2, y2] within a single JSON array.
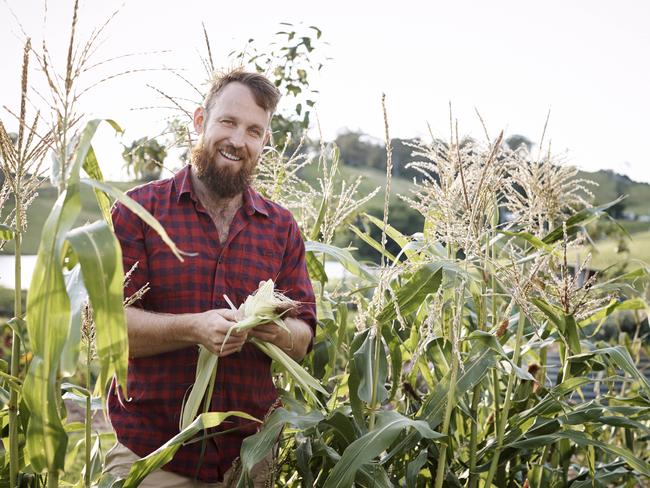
[[275, 218, 317, 337]]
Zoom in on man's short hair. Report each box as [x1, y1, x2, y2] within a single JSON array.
[[204, 69, 281, 114]]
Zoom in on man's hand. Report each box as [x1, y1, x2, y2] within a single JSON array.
[[249, 317, 313, 361], [195, 308, 247, 357]]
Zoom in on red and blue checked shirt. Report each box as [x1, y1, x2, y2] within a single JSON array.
[[108, 165, 316, 482]]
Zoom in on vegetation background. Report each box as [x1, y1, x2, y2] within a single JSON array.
[[0, 2, 649, 488]]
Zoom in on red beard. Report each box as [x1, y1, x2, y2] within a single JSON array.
[[190, 138, 255, 198]]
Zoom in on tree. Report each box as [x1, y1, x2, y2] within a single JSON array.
[[231, 23, 327, 147], [122, 137, 167, 181]]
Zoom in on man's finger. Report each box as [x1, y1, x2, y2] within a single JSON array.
[[219, 309, 240, 322]]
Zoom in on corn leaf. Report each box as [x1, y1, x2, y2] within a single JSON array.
[[541, 196, 625, 245], [180, 346, 218, 430], [236, 408, 323, 487], [0, 223, 15, 240], [322, 410, 442, 488], [377, 263, 443, 324], [305, 241, 376, 282], [353, 331, 388, 404], [82, 145, 113, 227], [59, 264, 86, 377], [24, 189, 80, 473], [82, 178, 190, 262], [363, 212, 409, 250], [123, 411, 259, 488], [509, 429, 650, 477], [349, 224, 398, 263], [251, 338, 328, 401], [498, 229, 554, 253], [306, 251, 328, 283], [23, 119, 124, 474], [569, 346, 650, 397], [67, 220, 128, 393]]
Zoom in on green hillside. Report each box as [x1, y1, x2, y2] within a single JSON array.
[[2, 166, 648, 256], [577, 169, 650, 216], [1, 180, 136, 255]]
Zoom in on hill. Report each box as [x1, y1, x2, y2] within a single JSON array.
[[1, 165, 648, 256], [577, 169, 650, 217]]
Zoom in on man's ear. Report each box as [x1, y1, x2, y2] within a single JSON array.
[[263, 129, 271, 146], [193, 107, 205, 134]]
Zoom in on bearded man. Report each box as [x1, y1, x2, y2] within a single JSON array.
[[104, 70, 316, 487]]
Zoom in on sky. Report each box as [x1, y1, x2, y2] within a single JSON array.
[[1, 0, 649, 182]]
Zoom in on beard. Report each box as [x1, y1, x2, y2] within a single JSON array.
[[190, 137, 256, 198]]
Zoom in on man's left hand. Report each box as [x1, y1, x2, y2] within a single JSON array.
[[248, 317, 313, 361]]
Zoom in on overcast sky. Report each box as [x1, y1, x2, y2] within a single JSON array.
[[1, 0, 649, 182]]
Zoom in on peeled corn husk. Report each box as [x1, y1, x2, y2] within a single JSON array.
[[180, 280, 326, 430]]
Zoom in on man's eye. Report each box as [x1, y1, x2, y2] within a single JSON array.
[[249, 129, 262, 137], [221, 119, 234, 126]]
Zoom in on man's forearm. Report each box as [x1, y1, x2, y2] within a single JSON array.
[[126, 307, 199, 358]]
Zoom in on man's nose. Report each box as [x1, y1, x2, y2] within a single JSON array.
[[229, 128, 245, 148]]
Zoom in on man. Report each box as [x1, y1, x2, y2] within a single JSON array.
[[104, 70, 317, 486]]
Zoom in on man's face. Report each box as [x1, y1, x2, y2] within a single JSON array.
[[191, 82, 270, 198]]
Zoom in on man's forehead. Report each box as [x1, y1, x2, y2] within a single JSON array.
[[207, 83, 271, 117]]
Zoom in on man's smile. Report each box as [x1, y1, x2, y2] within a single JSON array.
[[219, 149, 243, 161]]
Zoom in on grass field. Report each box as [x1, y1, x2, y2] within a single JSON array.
[[569, 230, 650, 270]]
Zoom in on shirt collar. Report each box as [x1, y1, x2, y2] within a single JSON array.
[[173, 164, 269, 217]]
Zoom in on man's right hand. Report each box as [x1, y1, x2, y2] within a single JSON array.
[[194, 308, 247, 357]]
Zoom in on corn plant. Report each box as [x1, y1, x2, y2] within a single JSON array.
[[0, 3, 186, 487]]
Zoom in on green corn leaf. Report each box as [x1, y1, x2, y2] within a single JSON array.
[[6, 317, 27, 348], [349, 224, 398, 263], [466, 331, 535, 380], [382, 325, 403, 402], [67, 220, 128, 393], [236, 408, 323, 487], [531, 298, 565, 331], [59, 264, 86, 377], [24, 190, 79, 473], [353, 330, 389, 404], [181, 346, 218, 430], [22, 356, 68, 473], [406, 448, 429, 487], [0, 223, 15, 240], [578, 298, 647, 328], [306, 251, 328, 283], [509, 429, 650, 477], [421, 348, 498, 425], [24, 119, 121, 474], [252, 338, 328, 401], [510, 377, 593, 426], [363, 213, 409, 250], [322, 410, 442, 488], [82, 144, 113, 227], [564, 313, 581, 355], [377, 263, 443, 324], [82, 178, 190, 262], [498, 229, 554, 253], [541, 196, 625, 245], [568, 346, 650, 397], [123, 411, 259, 488], [309, 189, 329, 241], [305, 241, 376, 282]]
